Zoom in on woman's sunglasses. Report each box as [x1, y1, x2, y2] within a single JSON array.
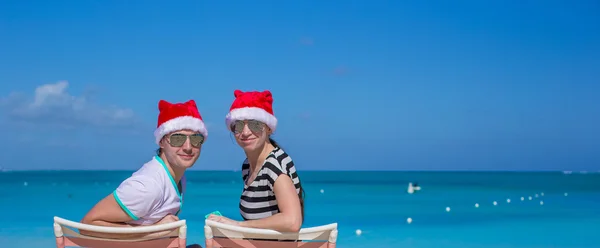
[[168, 133, 204, 148], [231, 120, 265, 134]]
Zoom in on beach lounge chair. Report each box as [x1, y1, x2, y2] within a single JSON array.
[[53, 216, 187, 248], [204, 219, 338, 248]]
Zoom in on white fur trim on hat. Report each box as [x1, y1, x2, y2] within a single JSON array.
[[225, 107, 277, 132], [154, 116, 208, 145]]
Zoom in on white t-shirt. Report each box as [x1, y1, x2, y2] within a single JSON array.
[[113, 155, 186, 225]]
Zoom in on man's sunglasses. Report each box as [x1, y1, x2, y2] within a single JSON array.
[[231, 120, 265, 134], [168, 133, 204, 147]]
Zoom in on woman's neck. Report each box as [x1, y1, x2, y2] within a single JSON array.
[[246, 142, 275, 172]]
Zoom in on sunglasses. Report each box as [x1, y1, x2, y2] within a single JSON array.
[[168, 133, 204, 148], [231, 120, 265, 134]]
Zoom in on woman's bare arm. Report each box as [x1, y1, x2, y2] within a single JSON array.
[[238, 174, 303, 232]]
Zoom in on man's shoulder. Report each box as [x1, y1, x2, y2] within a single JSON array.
[[119, 157, 166, 192], [113, 159, 167, 223], [131, 157, 166, 181]]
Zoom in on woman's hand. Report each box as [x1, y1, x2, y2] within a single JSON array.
[[207, 214, 240, 226]]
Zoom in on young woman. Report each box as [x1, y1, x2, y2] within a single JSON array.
[[80, 99, 208, 240], [208, 89, 305, 232]]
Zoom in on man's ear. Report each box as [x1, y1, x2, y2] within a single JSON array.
[[159, 136, 167, 148]]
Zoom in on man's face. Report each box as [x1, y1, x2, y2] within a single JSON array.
[[160, 129, 204, 169]]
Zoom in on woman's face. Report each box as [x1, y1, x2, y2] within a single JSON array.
[[231, 120, 270, 152]]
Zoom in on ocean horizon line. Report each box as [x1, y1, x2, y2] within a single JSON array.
[[1, 169, 591, 173]]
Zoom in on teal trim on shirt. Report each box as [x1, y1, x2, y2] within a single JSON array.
[[113, 190, 139, 221], [154, 155, 183, 214]]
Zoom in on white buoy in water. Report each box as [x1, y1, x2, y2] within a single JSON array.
[[320, 189, 324, 194], [406, 217, 412, 224], [355, 229, 362, 236], [407, 182, 421, 194], [23, 182, 28, 186], [475, 203, 479, 208], [564, 193, 568, 196], [507, 198, 511, 203], [493, 201, 498, 206], [540, 201, 544, 205], [528, 196, 532, 200], [446, 207, 450, 212], [521, 197, 525, 201], [535, 194, 539, 198]]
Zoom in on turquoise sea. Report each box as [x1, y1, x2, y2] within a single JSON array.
[[1, 170, 599, 248]]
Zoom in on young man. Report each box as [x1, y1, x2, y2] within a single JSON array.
[[80, 99, 208, 239]]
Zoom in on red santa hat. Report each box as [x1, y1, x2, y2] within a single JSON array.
[[225, 89, 277, 132], [154, 99, 208, 145]]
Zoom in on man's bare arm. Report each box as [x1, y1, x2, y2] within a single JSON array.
[[79, 194, 176, 239]]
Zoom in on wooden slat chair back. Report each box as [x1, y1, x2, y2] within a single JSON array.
[[204, 219, 338, 248], [53, 216, 187, 248]]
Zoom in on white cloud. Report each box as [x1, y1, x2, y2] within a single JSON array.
[[0, 81, 140, 130]]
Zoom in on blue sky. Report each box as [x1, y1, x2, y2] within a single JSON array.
[[0, 0, 598, 171]]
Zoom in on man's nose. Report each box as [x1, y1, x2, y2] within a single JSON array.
[[182, 137, 192, 151]]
